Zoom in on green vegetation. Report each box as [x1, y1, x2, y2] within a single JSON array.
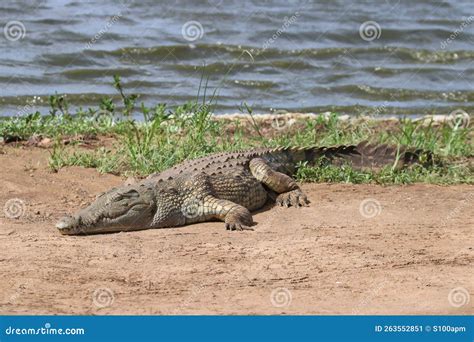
[[296, 163, 472, 185], [1, 76, 472, 184]]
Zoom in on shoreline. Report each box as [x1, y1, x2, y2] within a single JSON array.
[[212, 112, 471, 125]]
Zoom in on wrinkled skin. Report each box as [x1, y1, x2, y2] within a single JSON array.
[[56, 184, 157, 235]]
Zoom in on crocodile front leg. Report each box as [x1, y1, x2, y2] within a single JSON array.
[[249, 158, 309, 207], [195, 196, 254, 231], [175, 172, 256, 231]]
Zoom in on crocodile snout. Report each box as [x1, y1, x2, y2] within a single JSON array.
[[56, 216, 80, 235]]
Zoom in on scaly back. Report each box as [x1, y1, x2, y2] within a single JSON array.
[[147, 141, 431, 181]]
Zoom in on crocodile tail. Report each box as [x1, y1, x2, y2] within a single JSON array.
[[302, 141, 433, 170]]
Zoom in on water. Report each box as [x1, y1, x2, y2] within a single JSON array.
[[1, 0, 473, 117]]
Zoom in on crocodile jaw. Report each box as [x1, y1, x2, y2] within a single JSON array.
[[56, 184, 156, 235]]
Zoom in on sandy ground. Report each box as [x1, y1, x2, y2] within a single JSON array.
[[0, 146, 472, 315]]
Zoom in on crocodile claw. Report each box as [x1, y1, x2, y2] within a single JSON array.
[[225, 222, 254, 231], [276, 189, 310, 207]]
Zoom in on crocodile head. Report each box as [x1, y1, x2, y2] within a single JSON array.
[[56, 184, 157, 235]]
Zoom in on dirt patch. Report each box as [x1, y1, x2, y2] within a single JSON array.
[[0, 146, 472, 315]]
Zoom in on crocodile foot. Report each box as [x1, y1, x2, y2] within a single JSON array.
[[224, 210, 254, 231], [276, 189, 309, 207]]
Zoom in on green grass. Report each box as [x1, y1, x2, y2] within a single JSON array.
[[296, 163, 473, 185], [48, 145, 121, 174], [1, 76, 472, 184]]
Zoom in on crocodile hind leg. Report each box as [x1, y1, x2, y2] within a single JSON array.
[[249, 158, 309, 207], [201, 196, 254, 231]]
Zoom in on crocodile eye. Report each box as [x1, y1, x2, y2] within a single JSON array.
[[116, 189, 140, 200]]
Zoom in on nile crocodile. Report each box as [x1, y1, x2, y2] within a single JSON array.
[[56, 142, 428, 235]]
